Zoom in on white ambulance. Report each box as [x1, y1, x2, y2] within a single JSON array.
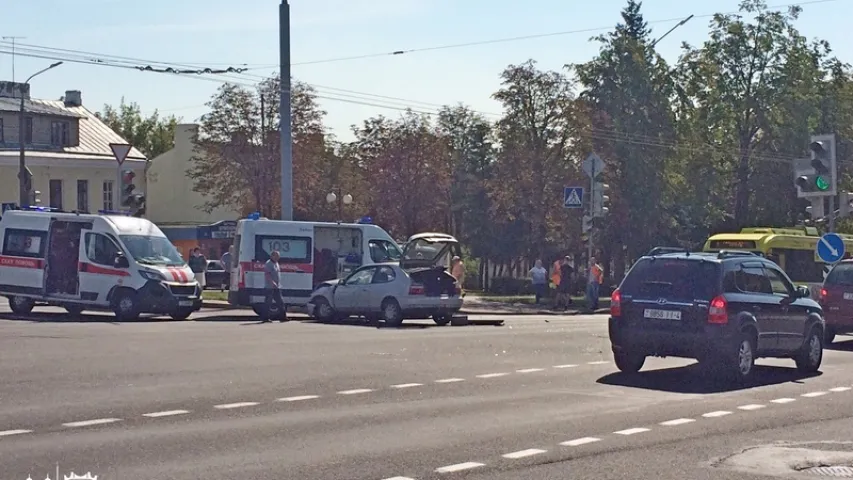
[[228, 217, 402, 316], [0, 208, 202, 320]]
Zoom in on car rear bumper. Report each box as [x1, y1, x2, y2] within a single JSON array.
[[822, 311, 853, 331], [402, 297, 463, 315], [608, 317, 735, 359]]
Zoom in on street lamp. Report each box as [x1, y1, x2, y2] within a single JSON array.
[[326, 192, 353, 222], [19, 61, 63, 208]]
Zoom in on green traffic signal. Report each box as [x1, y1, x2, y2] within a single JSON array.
[[816, 176, 829, 191]]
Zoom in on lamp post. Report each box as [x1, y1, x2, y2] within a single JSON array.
[[326, 192, 353, 222], [19, 61, 63, 208]]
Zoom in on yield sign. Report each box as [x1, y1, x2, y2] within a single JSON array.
[[109, 143, 132, 165]]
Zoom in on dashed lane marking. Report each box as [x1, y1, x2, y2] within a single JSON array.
[[802, 391, 828, 397], [62, 418, 121, 428], [516, 368, 545, 373], [0, 429, 31, 437], [660, 418, 695, 426], [502, 448, 547, 459], [383, 477, 416, 480], [277, 395, 320, 402], [435, 462, 485, 473], [587, 361, 609, 365], [435, 378, 465, 383], [771, 398, 797, 404], [560, 437, 601, 446], [391, 383, 424, 389], [214, 402, 260, 409], [553, 364, 578, 368], [614, 427, 650, 435], [702, 411, 732, 418], [830, 387, 851, 392], [737, 404, 765, 411], [337, 389, 374, 395], [476, 373, 509, 378], [142, 410, 189, 418]]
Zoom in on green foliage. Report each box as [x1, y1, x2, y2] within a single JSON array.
[[97, 98, 179, 159]]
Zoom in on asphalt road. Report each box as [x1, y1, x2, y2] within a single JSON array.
[[2, 299, 853, 480]]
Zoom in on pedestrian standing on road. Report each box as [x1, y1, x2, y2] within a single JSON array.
[[558, 257, 575, 310], [529, 259, 548, 304], [586, 256, 604, 311], [261, 250, 287, 323], [188, 248, 207, 289], [451, 256, 466, 297], [221, 246, 234, 273]]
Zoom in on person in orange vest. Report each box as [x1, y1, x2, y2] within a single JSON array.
[[451, 256, 466, 297], [586, 256, 604, 311]]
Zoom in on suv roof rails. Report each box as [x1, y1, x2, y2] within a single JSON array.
[[646, 247, 690, 256], [716, 250, 758, 259]]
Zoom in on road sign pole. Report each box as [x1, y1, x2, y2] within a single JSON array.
[[109, 143, 132, 212], [587, 161, 595, 266], [829, 194, 836, 232]]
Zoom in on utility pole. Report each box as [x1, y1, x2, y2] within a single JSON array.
[[2, 36, 26, 82], [279, 0, 293, 220], [18, 62, 63, 208]]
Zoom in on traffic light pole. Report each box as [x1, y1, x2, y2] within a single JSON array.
[[116, 166, 122, 212], [829, 195, 836, 232], [587, 162, 595, 266]]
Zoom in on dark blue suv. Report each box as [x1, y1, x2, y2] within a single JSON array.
[[608, 249, 825, 381]]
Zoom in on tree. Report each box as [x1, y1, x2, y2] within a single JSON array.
[[187, 76, 331, 219], [97, 99, 179, 159]]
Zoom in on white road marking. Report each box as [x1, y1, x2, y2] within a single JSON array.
[[142, 410, 189, 418], [435, 462, 485, 473], [737, 404, 765, 411], [502, 448, 547, 459], [771, 398, 796, 404], [62, 418, 121, 428], [391, 383, 423, 389], [435, 378, 465, 383], [660, 418, 695, 426], [702, 411, 732, 418], [553, 364, 578, 369], [277, 395, 320, 402], [587, 361, 609, 365], [560, 437, 601, 446], [516, 368, 545, 373], [214, 402, 260, 409], [476, 373, 509, 378], [383, 477, 416, 480], [0, 429, 31, 437], [802, 391, 828, 397], [614, 427, 650, 435], [337, 389, 374, 395], [830, 387, 852, 392]]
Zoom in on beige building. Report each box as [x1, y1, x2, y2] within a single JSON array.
[[0, 81, 146, 212], [146, 123, 239, 225]]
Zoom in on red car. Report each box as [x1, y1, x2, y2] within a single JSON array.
[[819, 259, 853, 344]]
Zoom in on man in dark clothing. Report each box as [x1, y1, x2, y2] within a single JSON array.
[[556, 256, 575, 310], [261, 250, 287, 323]]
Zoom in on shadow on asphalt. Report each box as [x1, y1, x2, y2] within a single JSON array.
[[596, 363, 822, 394], [0, 311, 183, 324], [194, 314, 441, 329], [826, 336, 853, 351]]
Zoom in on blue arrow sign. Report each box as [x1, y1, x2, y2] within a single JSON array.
[[563, 187, 584, 209], [817, 232, 846, 263]]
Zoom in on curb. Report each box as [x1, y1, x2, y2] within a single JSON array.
[[200, 300, 608, 316]]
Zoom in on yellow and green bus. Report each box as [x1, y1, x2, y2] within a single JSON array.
[[702, 226, 853, 300]]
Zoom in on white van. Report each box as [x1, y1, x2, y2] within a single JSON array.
[[0, 208, 202, 320], [228, 218, 402, 315]]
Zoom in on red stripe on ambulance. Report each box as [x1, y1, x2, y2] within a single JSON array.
[[0, 256, 44, 269]]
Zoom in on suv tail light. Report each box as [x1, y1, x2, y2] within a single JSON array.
[[610, 289, 622, 317], [409, 284, 425, 295], [708, 295, 728, 324], [820, 288, 828, 301]]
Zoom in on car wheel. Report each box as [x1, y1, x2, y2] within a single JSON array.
[[729, 331, 756, 381], [613, 350, 645, 373], [381, 298, 403, 327], [433, 314, 451, 326], [795, 327, 823, 373], [8, 296, 35, 314], [170, 309, 193, 321], [824, 327, 836, 345], [313, 298, 336, 322], [65, 305, 84, 316], [112, 291, 140, 321]]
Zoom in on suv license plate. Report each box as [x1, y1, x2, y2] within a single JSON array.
[[644, 309, 681, 320], [178, 300, 194, 307], [844, 293, 853, 300]]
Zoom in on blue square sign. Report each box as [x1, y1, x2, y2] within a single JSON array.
[[564, 187, 584, 209]]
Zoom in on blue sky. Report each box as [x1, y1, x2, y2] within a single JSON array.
[[2, 0, 852, 142]]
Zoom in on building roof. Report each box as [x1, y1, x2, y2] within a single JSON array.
[[0, 97, 146, 161]]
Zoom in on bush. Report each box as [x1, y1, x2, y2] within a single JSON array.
[[488, 276, 533, 295]]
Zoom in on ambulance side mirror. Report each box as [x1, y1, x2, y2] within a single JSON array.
[[113, 253, 130, 269]]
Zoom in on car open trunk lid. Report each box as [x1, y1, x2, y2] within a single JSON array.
[[399, 233, 459, 270]]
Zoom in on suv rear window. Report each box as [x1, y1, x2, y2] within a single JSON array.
[[826, 262, 853, 286], [620, 258, 721, 300]]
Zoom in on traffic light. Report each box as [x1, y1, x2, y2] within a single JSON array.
[[840, 192, 853, 219], [582, 214, 593, 234], [794, 134, 837, 197], [28, 190, 41, 206], [120, 170, 135, 206], [130, 193, 146, 217], [592, 182, 610, 217]]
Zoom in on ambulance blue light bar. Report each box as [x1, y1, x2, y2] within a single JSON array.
[[357, 216, 372, 224], [25, 206, 54, 212], [247, 212, 261, 220]]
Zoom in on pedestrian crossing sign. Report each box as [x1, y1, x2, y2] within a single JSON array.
[[563, 187, 584, 208]]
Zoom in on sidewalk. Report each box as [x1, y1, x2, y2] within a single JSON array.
[[200, 295, 609, 316]]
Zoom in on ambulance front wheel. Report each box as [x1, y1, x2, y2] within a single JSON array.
[[112, 290, 140, 321], [8, 296, 35, 315]]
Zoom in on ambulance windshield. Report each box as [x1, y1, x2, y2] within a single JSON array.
[[120, 235, 184, 266]]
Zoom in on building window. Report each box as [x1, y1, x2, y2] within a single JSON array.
[[24, 117, 33, 144], [49, 179, 63, 209], [0, 118, 4, 143], [51, 121, 70, 147], [77, 179, 89, 212], [102, 181, 114, 210]]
